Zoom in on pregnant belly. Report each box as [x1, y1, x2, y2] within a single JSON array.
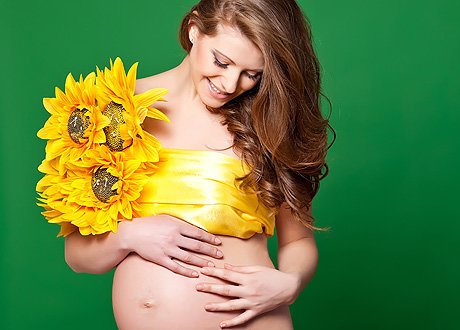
[[112, 233, 293, 330]]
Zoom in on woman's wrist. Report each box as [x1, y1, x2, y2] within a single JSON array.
[[117, 219, 135, 254]]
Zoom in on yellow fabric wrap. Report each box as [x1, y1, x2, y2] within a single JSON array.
[[137, 147, 275, 239]]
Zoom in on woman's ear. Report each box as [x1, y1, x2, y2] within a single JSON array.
[[188, 25, 199, 44], [188, 11, 200, 44]]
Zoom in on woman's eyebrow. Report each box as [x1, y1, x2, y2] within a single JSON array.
[[213, 49, 235, 64]]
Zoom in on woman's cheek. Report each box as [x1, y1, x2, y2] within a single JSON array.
[[240, 79, 257, 93]]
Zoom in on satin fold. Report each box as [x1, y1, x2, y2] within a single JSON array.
[[138, 147, 275, 239]]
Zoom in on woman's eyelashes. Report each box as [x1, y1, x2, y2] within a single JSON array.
[[246, 72, 261, 81], [213, 57, 228, 69], [212, 56, 261, 81]]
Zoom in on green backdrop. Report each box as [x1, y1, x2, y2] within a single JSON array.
[[1, 0, 458, 329]]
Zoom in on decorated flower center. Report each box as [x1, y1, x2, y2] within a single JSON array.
[[91, 167, 119, 203], [67, 108, 90, 143], [103, 101, 126, 151]]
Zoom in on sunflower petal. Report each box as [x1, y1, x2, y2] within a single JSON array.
[[146, 106, 170, 122], [126, 62, 138, 92], [133, 88, 168, 108]]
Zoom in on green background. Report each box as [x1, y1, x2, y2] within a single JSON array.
[[1, 0, 459, 329]]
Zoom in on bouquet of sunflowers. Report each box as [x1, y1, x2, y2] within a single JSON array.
[[36, 57, 169, 237]]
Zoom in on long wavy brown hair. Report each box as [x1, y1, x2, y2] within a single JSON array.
[[179, 0, 335, 231]]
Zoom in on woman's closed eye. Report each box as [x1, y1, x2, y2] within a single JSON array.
[[213, 57, 228, 69], [246, 72, 261, 81], [213, 56, 261, 81]]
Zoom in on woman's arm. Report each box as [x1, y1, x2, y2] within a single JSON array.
[[276, 202, 319, 303], [65, 214, 224, 276], [64, 224, 129, 274]]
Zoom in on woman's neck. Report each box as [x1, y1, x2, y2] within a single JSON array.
[[170, 55, 203, 106]]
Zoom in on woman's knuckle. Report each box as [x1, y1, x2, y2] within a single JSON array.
[[195, 230, 203, 240], [170, 263, 180, 272], [184, 253, 193, 263], [255, 300, 264, 309], [249, 301, 258, 309], [192, 242, 201, 251]]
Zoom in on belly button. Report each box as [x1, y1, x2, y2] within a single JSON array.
[[142, 300, 156, 309]]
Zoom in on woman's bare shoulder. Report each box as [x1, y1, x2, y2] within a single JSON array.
[[135, 75, 162, 95], [134, 70, 176, 140], [135, 69, 175, 96]]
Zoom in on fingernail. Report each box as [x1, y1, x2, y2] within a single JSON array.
[[207, 261, 215, 267], [192, 271, 199, 277], [215, 237, 222, 244], [196, 284, 204, 290], [217, 250, 223, 258], [220, 323, 227, 328]]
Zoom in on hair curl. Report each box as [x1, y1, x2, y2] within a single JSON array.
[[179, 0, 335, 231]]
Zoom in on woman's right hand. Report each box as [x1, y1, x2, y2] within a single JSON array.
[[118, 214, 224, 278]]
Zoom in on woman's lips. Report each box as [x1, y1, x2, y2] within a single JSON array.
[[207, 79, 230, 100]]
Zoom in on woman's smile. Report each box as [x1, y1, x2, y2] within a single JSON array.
[[207, 78, 231, 99]]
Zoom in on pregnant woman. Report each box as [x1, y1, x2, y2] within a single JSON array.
[[64, 0, 333, 328]]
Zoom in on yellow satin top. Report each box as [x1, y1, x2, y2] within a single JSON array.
[[137, 147, 275, 239]]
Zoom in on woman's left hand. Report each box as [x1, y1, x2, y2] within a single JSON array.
[[195, 263, 300, 328]]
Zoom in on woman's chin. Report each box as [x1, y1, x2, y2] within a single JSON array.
[[200, 94, 228, 109], [198, 83, 234, 108]]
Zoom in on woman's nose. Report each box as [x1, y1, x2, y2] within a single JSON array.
[[221, 70, 240, 94]]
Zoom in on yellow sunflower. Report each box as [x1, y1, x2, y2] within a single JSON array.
[[37, 72, 111, 175], [95, 57, 170, 162], [37, 57, 169, 236], [36, 157, 81, 236], [37, 145, 157, 236]]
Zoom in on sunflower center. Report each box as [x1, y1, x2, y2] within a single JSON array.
[[68, 108, 90, 143], [91, 167, 119, 203], [103, 101, 126, 151]]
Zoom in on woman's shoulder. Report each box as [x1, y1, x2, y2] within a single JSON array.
[[134, 70, 177, 141], [134, 69, 179, 117], [135, 69, 175, 96]]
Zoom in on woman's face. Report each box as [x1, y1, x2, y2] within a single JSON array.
[[188, 22, 264, 108]]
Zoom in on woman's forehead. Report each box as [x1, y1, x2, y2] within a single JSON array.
[[203, 23, 264, 70]]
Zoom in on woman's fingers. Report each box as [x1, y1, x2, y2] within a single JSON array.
[[169, 246, 217, 268], [223, 263, 260, 273], [203, 298, 249, 311], [197, 282, 245, 297], [199, 267, 241, 284], [160, 255, 201, 278], [176, 235, 224, 260], [179, 223, 222, 246], [219, 309, 258, 328]]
